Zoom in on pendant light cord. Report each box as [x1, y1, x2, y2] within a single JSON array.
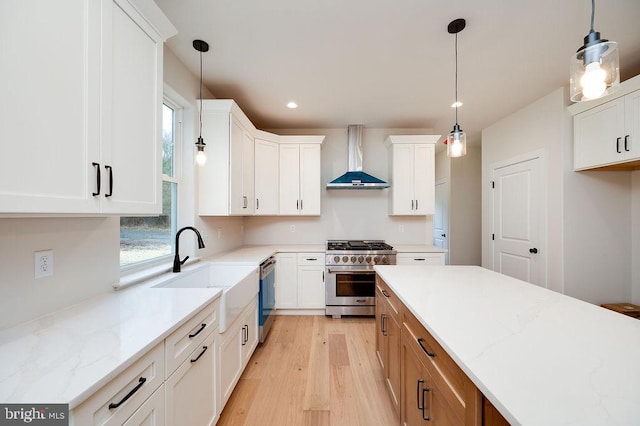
[[199, 50, 203, 139], [454, 31, 459, 126], [590, 0, 595, 32]]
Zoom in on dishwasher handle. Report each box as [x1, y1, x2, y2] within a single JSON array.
[[260, 257, 276, 277]]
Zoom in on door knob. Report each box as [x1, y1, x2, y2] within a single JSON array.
[[529, 248, 538, 254], [441, 233, 446, 237]]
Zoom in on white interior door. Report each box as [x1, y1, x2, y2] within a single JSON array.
[[492, 157, 542, 286], [433, 179, 449, 264]]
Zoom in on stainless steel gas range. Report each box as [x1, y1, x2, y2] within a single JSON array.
[[325, 240, 396, 318]]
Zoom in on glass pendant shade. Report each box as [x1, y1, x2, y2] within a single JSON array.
[[195, 136, 207, 165], [447, 124, 466, 158], [570, 34, 620, 102]]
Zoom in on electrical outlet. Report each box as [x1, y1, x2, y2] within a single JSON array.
[[34, 250, 54, 279], [290, 225, 296, 233]]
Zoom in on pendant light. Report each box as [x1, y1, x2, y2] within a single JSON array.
[[193, 39, 209, 166], [570, 0, 619, 102], [446, 18, 466, 158]]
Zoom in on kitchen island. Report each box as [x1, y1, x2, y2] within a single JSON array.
[[374, 265, 640, 425]]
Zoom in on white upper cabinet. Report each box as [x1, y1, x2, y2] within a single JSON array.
[[199, 100, 255, 216], [279, 137, 324, 216], [385, 135, 439, 215], [570, 74, 640, 170], [0, 0, 175, 214], [254, 133, 280, 215]]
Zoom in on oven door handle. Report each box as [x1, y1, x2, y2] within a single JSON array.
[[327, 268, 375, 274]]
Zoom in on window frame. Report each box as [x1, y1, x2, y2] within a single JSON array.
[[119, 96, 183, 273]]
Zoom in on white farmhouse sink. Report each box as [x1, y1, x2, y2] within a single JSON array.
[[153, 263, 259, 333]]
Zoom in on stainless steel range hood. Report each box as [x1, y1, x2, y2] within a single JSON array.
[[326, 125, 390, 189]]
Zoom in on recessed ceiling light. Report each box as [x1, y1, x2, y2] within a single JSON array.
[[451, 101, 463, 108], [286, 101, 298, 109]]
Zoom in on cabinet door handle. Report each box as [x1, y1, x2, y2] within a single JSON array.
[[190, 345, 208, 363], [256, 198, 259, 210], [381, 313, 387, 336], [243, 196, 248, 208], [108, 377, 146, 410], [92, 162, 101, 196], [417, 338, 435, 357], [422, 386, 431, 421], [381, 289, 390, 298], [296, 200, 299, 210], [415, 199, 419, 210], [411, 199, 414, 210], [105, 165, 113, 197], [300, 199, 303, 210], [417, 379, 424, 410], [188, 323, 206, 338], [617, 137, 622, 153], [625, 135, 630, 152]]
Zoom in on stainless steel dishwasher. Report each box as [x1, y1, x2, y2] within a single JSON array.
[[258, 256, 276, 343]]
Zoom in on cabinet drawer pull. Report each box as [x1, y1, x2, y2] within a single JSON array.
[[417, 338, 435, 357], [105, 165, 113, 197], [108, 377, 146, 410], [381, 289, 390, 298], [617, 137, 622, 153], [188, 323, 206, 338], [92, 162, 101, 196], [190, 345, 208, 363], [414, 258, 426, 261], [625, 135, 630, 152], [306, 258, 318, 261]]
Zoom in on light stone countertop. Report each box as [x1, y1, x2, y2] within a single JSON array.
[[374, 265, 640, 425], [0, 267, 222, 409]]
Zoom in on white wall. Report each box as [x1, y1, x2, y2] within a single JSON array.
[[630, 171, 639, 304], [450, 146, 482, 265], [244, 127, 434, 246], [482, 87, 633, 304]]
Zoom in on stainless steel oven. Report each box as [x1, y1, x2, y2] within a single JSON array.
[[325, 240, 396, 318]]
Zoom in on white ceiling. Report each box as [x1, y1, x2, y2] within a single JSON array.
[[154, 0, 640, 145]]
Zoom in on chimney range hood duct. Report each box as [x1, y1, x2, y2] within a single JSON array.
[[327, 125, 390, 189]]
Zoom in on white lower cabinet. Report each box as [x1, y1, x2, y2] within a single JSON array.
[[165, 330, 217, 426], [275, 252, 325, 310], [122, 385, 165, 426], [70, 300, 220, 426], [396, 252, 445, 265], [219, 296, 259, 408], [71, 343, 165, 426]]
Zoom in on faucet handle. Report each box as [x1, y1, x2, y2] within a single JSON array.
[[180, 255, 190, 265]]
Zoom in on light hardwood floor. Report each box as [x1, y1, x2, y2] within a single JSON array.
[[217, 315, 398, 426]]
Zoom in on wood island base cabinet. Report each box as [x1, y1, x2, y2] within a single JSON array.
[[376, 275, 510, 426]]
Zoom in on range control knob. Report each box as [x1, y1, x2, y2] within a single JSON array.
[[381, 256, 389, 264], [334, 256, 340, 263], [350, 256, 356, 263], [373, 256, 380, 263], [342, 256, 349, 263], [365, 256, 372, 263], [358, 256, 364, 263]]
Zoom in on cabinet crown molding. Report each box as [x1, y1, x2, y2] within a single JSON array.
[[384, 135, 440, 147]]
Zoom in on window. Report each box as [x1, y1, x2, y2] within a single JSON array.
[[120, 101, 181, 267]]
